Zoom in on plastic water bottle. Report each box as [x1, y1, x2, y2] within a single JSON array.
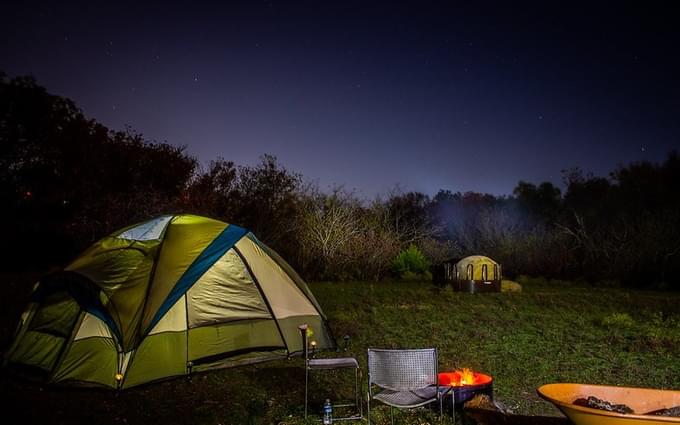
[[322, 398, 333, 424]]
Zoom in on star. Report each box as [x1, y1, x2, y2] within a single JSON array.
[[641, 146, 646, 152]]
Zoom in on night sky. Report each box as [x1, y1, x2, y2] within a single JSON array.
[[2, 1, 679, 196]]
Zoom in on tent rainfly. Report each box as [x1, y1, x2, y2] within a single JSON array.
[[3, 214, 333, 389]]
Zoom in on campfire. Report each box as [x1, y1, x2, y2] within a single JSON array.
[[437, 368, 494, 410], [438, 368, 493, 387]]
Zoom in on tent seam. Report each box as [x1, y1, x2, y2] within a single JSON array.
[[48, 309, 86, 383], [136, 215, 176, 343], [246, 234, 336, 349], [123, 214, 177, 388], [233, 246, 291, 355], [186, 316, 275, 330], [184, 293, 189, 374]]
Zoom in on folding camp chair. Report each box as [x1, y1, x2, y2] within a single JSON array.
[[367, 348, 451, 425], [299, 324, 362, 421]]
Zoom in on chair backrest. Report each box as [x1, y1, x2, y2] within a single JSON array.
[[367, 348, 437, 392]]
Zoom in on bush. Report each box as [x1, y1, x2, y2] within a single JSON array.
[[601, 313, 635, 329], [401, 270, 433, 282], [392, 245, 430, 277], [643, 312, 680, 343]]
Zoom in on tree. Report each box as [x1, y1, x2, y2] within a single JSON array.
[[1, 73, 196, 267], [183, 158, 237, 217], [385, 190, 440, 244], [297, 187, 361, 278], [231, 155, 303, 253], [513, 180, 562, 222]]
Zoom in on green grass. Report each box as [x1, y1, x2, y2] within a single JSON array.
[[2, 276, 680, 424]]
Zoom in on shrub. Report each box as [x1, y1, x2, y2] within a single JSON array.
[[643, 312, 680, 343], [401, 270, 433, 282], [601, 313, 635, 329], [401, 270, 418, 281], [392, 245, 430, 276]]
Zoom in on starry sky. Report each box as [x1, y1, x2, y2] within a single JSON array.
[[2, 1, 679, 196]]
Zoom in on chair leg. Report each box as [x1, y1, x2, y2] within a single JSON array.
[[390, 406, 394, 425], [304, 366, 308, 419], [366, 394, 371, 425], [354, 368, 361, 418]]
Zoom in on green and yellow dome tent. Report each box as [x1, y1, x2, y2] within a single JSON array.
[[3, 214, 333, 389]]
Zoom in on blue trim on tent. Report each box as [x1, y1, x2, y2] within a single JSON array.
[[76, 298, 123, 343], [144, 224, 248, 334]]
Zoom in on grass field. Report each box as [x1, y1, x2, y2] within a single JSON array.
[[1, 275, 679, 424]]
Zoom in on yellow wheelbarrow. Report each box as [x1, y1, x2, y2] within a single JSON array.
[[538, 383, 680, 425]]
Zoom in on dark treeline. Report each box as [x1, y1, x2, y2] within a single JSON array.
[[2, 74, 679, 288]]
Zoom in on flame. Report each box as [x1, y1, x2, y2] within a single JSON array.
[[457, 368, 475, 385]]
